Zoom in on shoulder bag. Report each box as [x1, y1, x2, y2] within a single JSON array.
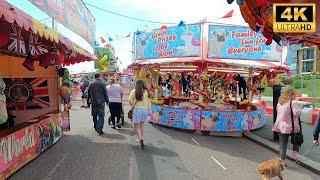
[[128, 101, 138, 120], [290, 101, 304, 146]]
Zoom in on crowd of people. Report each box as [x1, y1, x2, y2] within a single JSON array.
[[78, 73, 320, 155], [80, 74, 149, 149]]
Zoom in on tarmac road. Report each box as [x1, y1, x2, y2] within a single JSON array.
[[10, 102, 320, 180]]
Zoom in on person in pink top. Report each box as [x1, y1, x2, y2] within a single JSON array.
[[272, 86, 302, 164]]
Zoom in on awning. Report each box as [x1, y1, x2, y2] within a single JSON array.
[[0, 1, 96, 68], [131, 58, 284, 69]]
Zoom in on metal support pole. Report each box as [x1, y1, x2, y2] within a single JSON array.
[[300, 74, 303, 93], [312, 75, 316, 107], [51, 18, 55, 30]]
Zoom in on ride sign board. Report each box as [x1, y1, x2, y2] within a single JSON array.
[[28, 0, 96, 46], [208, 25, 282, 61], [135, 24, 201, 60]]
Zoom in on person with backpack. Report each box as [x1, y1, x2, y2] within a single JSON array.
[[80, 76, 90, 108], [128, 80, 150, 149]]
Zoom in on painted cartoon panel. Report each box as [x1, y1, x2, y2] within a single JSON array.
[[201, 109, 266, 132], [208, 25, 282, 61], [135, 24, 201, 60], [248, 109, 266, 130], [150, 105, 201, 130]]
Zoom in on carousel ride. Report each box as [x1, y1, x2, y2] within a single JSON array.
[[129, 60, 289, 133]]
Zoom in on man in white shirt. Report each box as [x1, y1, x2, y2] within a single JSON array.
[[106, 78, 123, 129]]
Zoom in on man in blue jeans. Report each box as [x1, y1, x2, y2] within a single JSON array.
[[313, 113, 320, 146], [88, 74, 109, 135]]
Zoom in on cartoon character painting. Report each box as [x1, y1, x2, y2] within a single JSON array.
[[177, 31, 200, 56], [201, 112, 219, 131], [136, 33, 148, 60], [252, 112, 262, 129], [262, 47, 282, 61], [183, 110, 195, 129], [209, 30, 228, 57]]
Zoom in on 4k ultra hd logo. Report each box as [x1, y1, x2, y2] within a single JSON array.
[[273, 3, 316, 33]]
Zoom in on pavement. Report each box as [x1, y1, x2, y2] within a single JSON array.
[[9, 102, 320, 180], [249, 115, 320, 174]]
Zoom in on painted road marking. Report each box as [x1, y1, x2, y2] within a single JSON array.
[[211, 156, 227, 170], [191, 138, 199, 146]]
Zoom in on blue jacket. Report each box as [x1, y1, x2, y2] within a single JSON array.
[[313, 113, 320, 140]]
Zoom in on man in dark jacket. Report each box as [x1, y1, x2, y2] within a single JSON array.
[[80, 76, 90, 108], [313, 113, 320, 146], [88, 74, 109, 135]]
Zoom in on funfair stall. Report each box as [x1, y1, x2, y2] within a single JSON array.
[[0, 1, 94, 178], [228, 0, 320, 124], [130, 23, 288, 134]]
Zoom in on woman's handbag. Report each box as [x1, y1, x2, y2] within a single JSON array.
[[128, 101, 138, 120], [290, 101, 304, 146]]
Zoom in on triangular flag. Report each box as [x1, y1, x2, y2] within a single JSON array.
[[99, 37, 106, 43], [221, 10, 233, 18], [108, 37, 113, 41], [178, 20, 186, 27]]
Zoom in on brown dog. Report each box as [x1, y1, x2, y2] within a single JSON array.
[[258, 157, 285, 180]]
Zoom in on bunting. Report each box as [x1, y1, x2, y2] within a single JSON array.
[[221, 10, 234, 18]]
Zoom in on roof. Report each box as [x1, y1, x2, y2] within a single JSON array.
[[0, 1, 96, 65]]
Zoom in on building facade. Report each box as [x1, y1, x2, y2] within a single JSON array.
[[297, 45, 320, 74]]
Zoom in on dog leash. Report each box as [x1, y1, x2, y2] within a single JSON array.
[[285, 144, 315, 168]]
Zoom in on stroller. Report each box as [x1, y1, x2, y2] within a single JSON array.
[[108, 104, 125, 126]]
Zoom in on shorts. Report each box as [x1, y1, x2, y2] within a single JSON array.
[[132, 108, 148, 124]]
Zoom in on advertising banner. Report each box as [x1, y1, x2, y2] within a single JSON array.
[[201, 109, 266, 132], [0, 113, 62, 179], [150, 105, 201, 130], [135, 24, 201, 60], [28, 0, 96, 46], [37, 114, 62, 152], [208, 25, 282, 61], [0, 125, 39, 175], [4, 78, 50, 110]]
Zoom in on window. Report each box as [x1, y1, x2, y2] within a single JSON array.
[[302, 49, 314, 60], [302, 61, 314, 73]]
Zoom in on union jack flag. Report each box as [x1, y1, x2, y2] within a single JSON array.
[[29, 33, 48, 56], [8, 24, 26, 54], [4, 78, 50, 110]]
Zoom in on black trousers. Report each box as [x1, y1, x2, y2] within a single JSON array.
[[109, 102, 122, 126]]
